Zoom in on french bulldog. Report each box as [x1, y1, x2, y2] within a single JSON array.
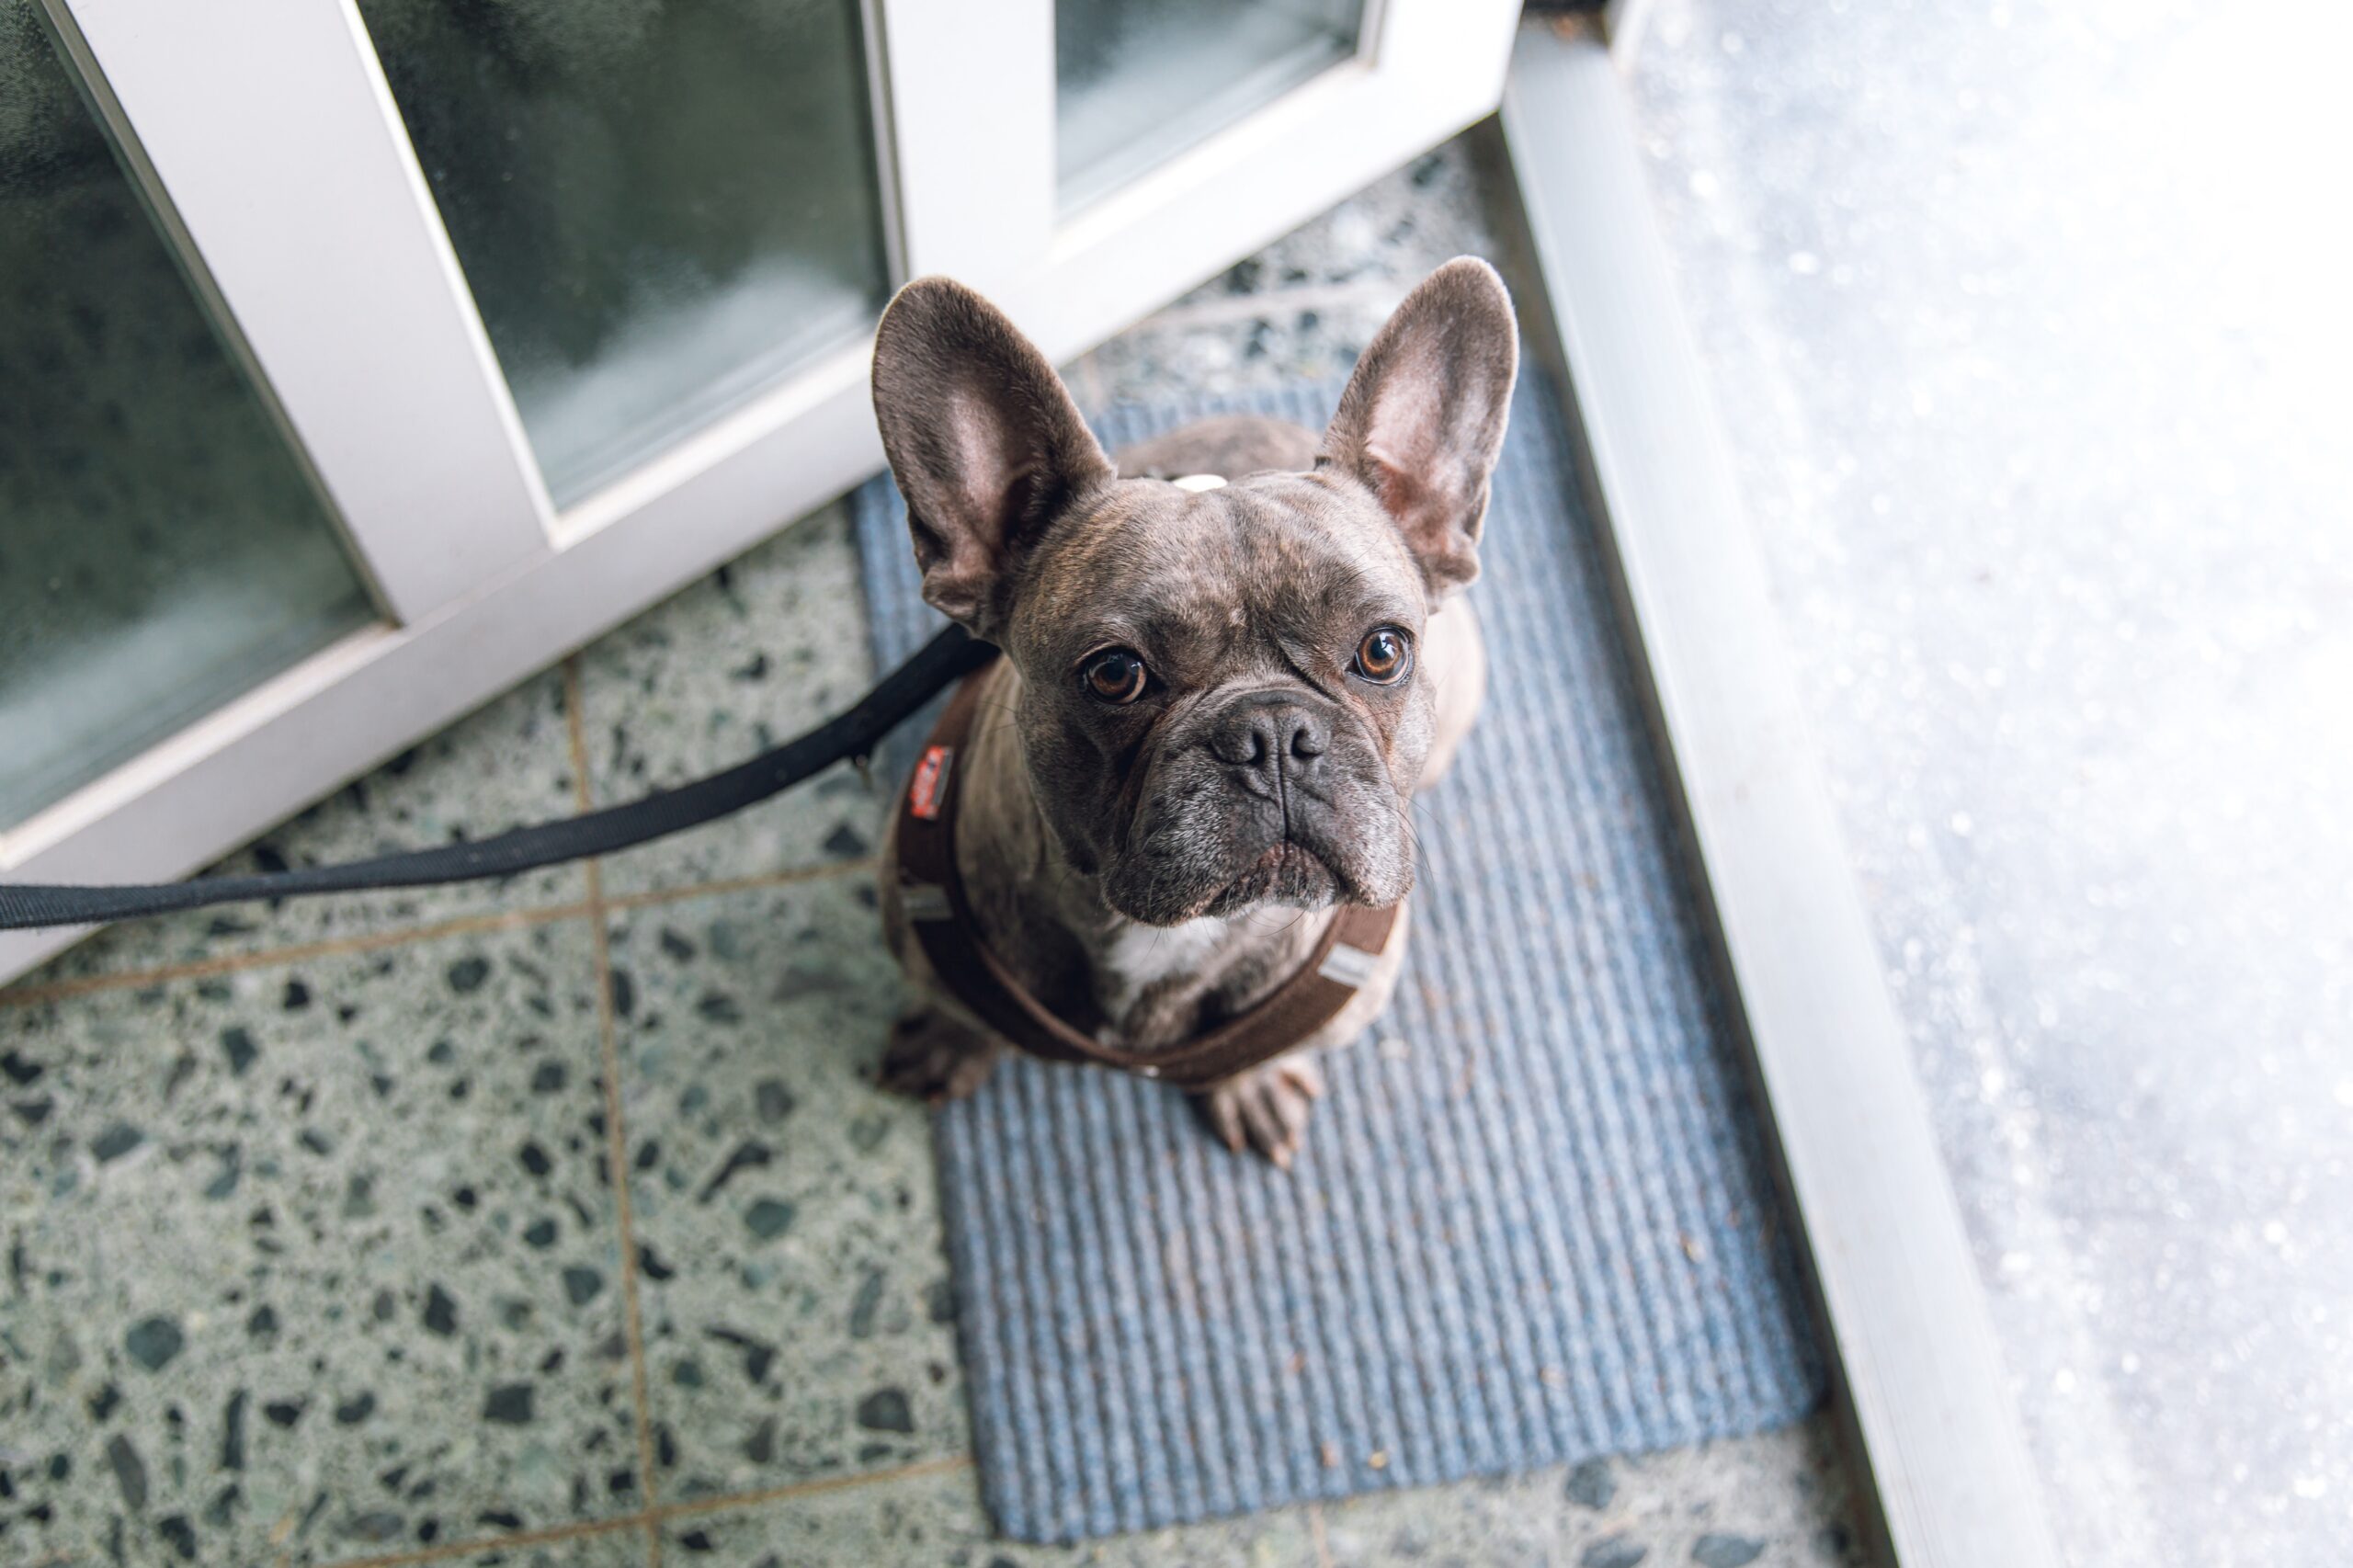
[[870, 257, 1518, 1165]]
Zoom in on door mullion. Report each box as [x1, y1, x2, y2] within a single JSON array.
[[872, 0, 1056, 292]]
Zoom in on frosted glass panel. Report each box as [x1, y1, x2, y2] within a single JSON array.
[[0, 4, 373, 830], [1058, 0, 1364, 207], [358, 0, 890, 505]]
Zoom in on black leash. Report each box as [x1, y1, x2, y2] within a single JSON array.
[[0, 625, 994, 933]]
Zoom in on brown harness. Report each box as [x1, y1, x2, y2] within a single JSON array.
[[894, 654, 1400, 1090]]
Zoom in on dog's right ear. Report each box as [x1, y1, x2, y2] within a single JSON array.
[[870, 278, 1114, 638]]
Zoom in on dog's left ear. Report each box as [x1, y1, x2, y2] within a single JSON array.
[[1321, 257, 1518, 597]]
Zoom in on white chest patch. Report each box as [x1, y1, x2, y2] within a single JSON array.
[[1170, 472, 1227, 493], [1096, 916, 1229, 1021]]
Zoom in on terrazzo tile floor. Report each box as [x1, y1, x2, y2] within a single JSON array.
[[1, 134, 1870, 1567]]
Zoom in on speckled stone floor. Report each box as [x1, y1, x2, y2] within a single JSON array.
[[0, 136, 1868, 1568]]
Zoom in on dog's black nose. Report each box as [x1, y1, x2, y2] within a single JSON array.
[[1207, 691, 1329, 779]]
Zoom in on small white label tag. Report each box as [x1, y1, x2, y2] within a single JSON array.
[[1318, 942, 1381, 990], [1170, 472, 1226, 492], [903, 883, 951, 923]]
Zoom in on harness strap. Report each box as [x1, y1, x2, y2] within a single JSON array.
[[896, 655, 1399, 1090]]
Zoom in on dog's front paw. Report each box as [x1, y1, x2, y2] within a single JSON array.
[[1199, 1054, 1324, 1170], [879, 1008, 1000, 1103]]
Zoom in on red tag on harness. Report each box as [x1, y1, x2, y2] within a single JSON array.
[[908, 745, 954, 821]]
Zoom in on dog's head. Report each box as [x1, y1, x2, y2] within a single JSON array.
[[871, 260, 1517, 926]]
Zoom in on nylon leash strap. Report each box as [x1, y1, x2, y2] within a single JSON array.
[[0, 625, 995, 933]]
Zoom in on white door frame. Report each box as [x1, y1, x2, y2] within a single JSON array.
[[1501, 25, 2061, 1567], [2, 0, 1521, 981]]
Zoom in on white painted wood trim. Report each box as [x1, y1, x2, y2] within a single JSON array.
[[51, 0, 553, 626], [1500, 25, 2061, 1568], [855, 0, 909, 287], [873, 0, 1055, 292]]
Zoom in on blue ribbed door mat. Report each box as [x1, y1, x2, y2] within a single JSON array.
[[851, 372, 1823, 1543]]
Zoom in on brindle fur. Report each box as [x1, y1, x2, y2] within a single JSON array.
[[870, 259, 1517, 1165]]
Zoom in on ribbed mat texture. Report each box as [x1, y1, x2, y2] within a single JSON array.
[[852, 373, 1823, 1543]]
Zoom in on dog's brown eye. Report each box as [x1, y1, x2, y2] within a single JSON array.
[[1081, 648, 1148, 704], [1353, 627, 1412, 685]]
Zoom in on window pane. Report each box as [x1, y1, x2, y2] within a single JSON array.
[[358, 1, 891, 505], [0, 4, 373, 831], [1058, 0, 1364, 208]]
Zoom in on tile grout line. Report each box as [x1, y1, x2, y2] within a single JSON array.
[[0, 858, 878, 1012], [597, 881, 668, 1568], [602, 858, 870, 914], [565, 654, 665, 1568], [0, 901, 593, 1008], [313, 1454, 979, 1568], [654, 1452, 978, 1522]]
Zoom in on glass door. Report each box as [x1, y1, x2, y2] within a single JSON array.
[[1056, 0, 1367, 209], [0, 1, 376, 827], [4, 0, 1521, 989], [356, 0, 892, 506]]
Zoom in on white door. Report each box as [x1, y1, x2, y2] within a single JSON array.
[[0, 0, 1519, 981]]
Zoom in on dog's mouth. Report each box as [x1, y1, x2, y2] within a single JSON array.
[[1101, 830, 1370, 926], [1194, 840, 1340, 919]]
